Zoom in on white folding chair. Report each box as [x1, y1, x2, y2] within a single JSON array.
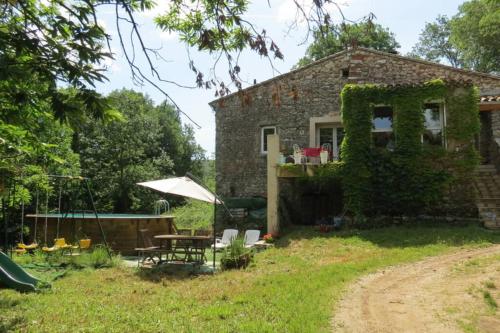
[[212, 229, 238, 250], [243, 230, 260, 248]]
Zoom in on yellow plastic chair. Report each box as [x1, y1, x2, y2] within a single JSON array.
[[17, 243, 38, 250], [42, 238, 72, 253]]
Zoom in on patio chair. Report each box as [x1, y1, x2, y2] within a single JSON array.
[[194, 229, 211, 237], [243, 230, 260, 248], [172, 229, 192, 262], [191, 230, 212, 263], [212, 229, 238, 251], [134, 229, 160, 266]]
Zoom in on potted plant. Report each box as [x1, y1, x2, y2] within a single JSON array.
[[263, 233, 275, 243], [220, 238, 253, 270]]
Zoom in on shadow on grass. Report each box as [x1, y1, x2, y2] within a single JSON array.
[[276, 222, 500, 249], [0, 316, 25, 333], [135, 262, 215, 282], [0, 294, 26, 333]]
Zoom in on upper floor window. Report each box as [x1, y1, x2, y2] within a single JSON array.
[[317, 126, 344, 160], [422, 103, 444, 146], [372, 106, 395, 149], [261, 126, 276, 154]]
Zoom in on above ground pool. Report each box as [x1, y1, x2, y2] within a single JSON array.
[[26, 213, 174, 255]]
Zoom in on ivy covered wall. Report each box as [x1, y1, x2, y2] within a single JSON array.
[[340, 79, 480, 221]]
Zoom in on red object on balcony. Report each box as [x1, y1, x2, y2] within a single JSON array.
[[302, 148, 322, 157]]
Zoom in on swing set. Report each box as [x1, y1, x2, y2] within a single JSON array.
[[4, 175, 111, 259]]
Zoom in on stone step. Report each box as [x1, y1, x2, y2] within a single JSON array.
[[476, 197, 500, 201], [474, 175, 500, 181], [475, 186, 500, 191], [484, 222, 500, 230], [475, 192, 500, 196], [478, 208, 500, 214], [473, 183, 500, 188], [477, 164, 496, 169], [477, 204, 500, 210], [474, 167, 499, 172], [473, 179, 500, 184], [475, 187, 500, 192]]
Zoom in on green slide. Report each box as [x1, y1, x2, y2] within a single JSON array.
[[0, 251, 40, 292]]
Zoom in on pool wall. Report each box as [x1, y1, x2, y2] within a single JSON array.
[[27, 215, 174, 255]]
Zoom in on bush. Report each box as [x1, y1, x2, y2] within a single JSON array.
[[220, 238, 253, 270], [170, 199, 214, 230]]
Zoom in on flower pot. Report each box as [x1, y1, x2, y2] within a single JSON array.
[[320, 151, 329, 164], [221, 252, 252, 270]]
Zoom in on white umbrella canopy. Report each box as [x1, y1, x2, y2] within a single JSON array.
[[137, 177, 223, 204]]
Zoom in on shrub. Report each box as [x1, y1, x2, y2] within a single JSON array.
[[73, 246, 120, 268], [220, 238, 253, 270]]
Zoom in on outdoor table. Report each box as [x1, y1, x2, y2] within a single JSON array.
[[154, 234, 211, 264]]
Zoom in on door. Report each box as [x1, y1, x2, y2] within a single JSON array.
[[317, 125, 344, 160]]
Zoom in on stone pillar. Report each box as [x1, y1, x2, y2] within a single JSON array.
[[267, 134, 280, 235]]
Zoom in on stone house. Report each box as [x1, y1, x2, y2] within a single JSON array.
[[210, 47, 500, 227]]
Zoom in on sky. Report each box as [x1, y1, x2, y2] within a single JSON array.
[[94, 0, 466, 156]]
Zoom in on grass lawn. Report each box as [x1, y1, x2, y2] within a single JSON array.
[[1, 224, 499, 333]]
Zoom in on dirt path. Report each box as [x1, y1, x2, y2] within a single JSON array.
[[332, 245, 500, 333]]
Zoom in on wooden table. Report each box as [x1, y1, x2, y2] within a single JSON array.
[[154, 234, 211, 264]]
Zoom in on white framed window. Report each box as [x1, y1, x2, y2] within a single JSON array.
[[261, 126, 276, 154], [422, 103, 444, 146], [372, 106, 395, 149]]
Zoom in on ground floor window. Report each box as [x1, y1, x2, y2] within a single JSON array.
[[261, 126, 276, 154], [422, 103, 444, 146]]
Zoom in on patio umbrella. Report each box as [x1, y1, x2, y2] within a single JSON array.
[[137, 177, 223, 205], [137, 175, 226, 271]]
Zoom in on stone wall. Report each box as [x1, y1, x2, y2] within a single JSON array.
[[212, 47, 500, 198], [490, 111, 500, 170]]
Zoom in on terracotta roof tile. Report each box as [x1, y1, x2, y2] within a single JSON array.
[[480, 95, 500, 103]]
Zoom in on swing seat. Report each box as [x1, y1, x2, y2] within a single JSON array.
[[13, 248, 27, 255], [79, 239, 91, 250], [17, 243, 38, 250], [69, 239, 92, 255], [42, 238, 72, 253], [42, 245, 60, 252], [54, 238, 72, 249]]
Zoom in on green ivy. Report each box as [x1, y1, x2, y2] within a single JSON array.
[[340, 79, 480, 221], [340, 84, 375, 218]]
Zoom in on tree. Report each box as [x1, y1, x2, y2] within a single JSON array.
[[296, 22, 400, 67], [76, 89, 204, 213], [410, 0, 500, 73], [450, 0, 500, 73], [409, 16, 462, 68]]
